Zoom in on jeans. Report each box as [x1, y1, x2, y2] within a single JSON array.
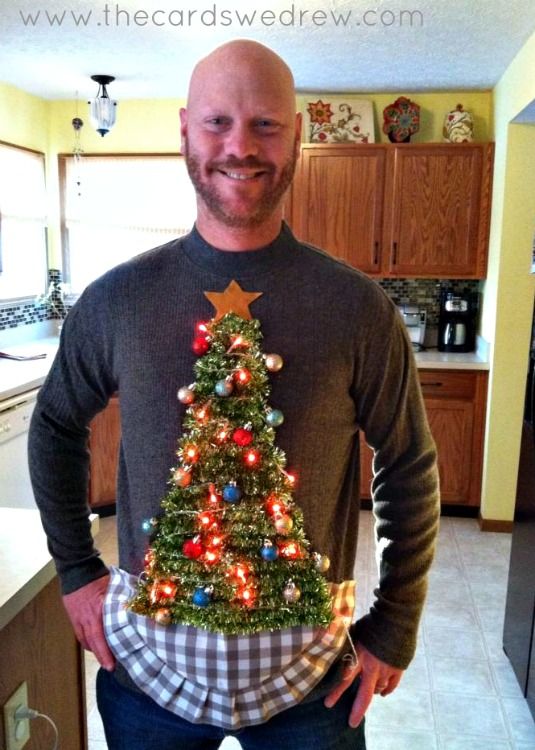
[[96, 667, 366, 750]]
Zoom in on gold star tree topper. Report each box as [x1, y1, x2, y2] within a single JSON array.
[[204, 280, 262, 321]]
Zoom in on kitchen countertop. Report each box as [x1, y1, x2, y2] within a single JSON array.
[[0, 336, 59, 401], [0, 508, 98, 630], [414, 349, 489, 370]]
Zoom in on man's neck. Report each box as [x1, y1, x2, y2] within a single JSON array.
[[195, 211, 283, 252]]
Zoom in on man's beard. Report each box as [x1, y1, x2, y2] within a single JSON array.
[[184, 145, 297, 228]]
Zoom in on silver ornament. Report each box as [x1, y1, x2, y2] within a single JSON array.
[[274, 514, 293, 535], [283, 581, 301, 603], [215, 378, 233, 397], [265, 353, 283, 372], [266, 408, 284, 427], [313, 552, 331, 573], [177, 385, 195, 404]]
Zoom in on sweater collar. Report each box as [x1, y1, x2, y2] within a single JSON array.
[[180, 222, 298, 278]]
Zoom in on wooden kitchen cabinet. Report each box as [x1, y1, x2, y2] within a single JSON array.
[[290, 142, 494, 279], [292, 145, 386, 274], [360, 369, 488, 507], [88, 394, 121, 508]]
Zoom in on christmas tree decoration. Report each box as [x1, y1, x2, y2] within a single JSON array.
[[177, 385, 195, 404], [232, 426, 254, 446], [192, 335, 210, 356], [104, 294, 356, 731], [264, 353, 283, 372], [127, 310, 333, 633], [141, 517, 158, 534], [266, 408, 284, 427], [283, 580, 301, 603], [204, 280, 263, 321]]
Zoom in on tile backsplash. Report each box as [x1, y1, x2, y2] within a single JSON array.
[[0, 268, 66, 331], [378, 278, 481, 327]]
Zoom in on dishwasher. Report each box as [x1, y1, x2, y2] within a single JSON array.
[[0, 387, 39, 508]]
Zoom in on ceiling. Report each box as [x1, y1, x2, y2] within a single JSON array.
[[1, 0, 535, 101]]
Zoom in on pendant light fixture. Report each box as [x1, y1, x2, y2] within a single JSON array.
[[88, 74, 117, 137]]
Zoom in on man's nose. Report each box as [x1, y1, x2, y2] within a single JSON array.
[[224, 124, 259, 160]]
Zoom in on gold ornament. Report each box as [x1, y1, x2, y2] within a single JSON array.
[[283, 580, 301, 603], [155, 607, 172, 626], [274, 514, 293, 535], [265, 353, 283, 372], [174, 467, 191, 487], [313, 552, 331, 573], [204, 280, 262, 321]]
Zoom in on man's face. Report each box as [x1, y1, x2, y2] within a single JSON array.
[[181, 64, 301, 230]]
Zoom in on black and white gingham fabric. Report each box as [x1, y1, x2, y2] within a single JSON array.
[[103, 566, 356, 729]]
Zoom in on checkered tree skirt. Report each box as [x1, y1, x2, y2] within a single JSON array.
[[103, 566, 356, 729]]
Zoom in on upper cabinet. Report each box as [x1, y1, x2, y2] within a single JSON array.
[[290, 142, 494, 279]]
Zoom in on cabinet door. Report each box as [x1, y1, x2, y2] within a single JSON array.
[[384, 144, 493, 278], [292, 145, 386, 274], [88, 395, 121, 508]]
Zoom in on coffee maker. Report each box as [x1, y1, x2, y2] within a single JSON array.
[[438, 289, 478, 353]]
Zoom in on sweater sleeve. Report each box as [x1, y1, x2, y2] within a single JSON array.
[[28, 285, 117, 594], [351, 295, 440, 670]]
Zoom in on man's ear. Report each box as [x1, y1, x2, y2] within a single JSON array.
[[294, 112, 303, 157], [179, 107, 187, 151]]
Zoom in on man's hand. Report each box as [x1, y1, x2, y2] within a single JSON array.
[[62, 575, 115, 671], [324, 641, 403, 728]]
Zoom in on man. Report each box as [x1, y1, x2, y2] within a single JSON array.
[[29, 40, 439, 749]]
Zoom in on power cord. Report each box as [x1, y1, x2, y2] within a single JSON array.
[[14, 705, 59, 750]]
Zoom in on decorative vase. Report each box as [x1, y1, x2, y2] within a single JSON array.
[[443, 104, 474, 143]]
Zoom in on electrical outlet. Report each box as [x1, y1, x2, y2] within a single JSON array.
[[3, 682, 30, 750]]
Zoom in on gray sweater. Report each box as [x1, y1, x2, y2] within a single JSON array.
[[29, 222, 439, 670]]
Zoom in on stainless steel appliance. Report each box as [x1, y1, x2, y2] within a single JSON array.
[[438, 289, 478, 353], [0, 388, 39, 508], [397, 304, 427, 350]]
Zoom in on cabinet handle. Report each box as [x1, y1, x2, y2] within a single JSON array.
[[392, 241, 398, 265], [422, 381, 444, 388], [374, 241, 379, 266]]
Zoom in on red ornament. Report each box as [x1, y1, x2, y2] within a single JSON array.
[[174, 467, 191, 487], [192, 336, 210, 356], [277, 540, 302, 559], [234, 368, 251, 386], [244, 448, 261, 468], [183, 537, 203, 559], [233, 427, 253, 447]]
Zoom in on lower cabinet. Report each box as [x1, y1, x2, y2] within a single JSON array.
[[88, 395, 121, 508], [360, 369, 488, 507]]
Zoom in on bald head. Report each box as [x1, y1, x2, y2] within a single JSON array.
[[187, 40, 296, 118]]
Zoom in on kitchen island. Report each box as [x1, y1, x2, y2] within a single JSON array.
[[0, 508, 98, 750]]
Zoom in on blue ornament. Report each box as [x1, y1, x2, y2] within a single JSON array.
[[192, 586, 212, 607], [266, 409, 284, 427], [142, 517, 157, 533], [261, 542, 279, 561], [223, 483, 241, 503], [215, 379, 233, 397]]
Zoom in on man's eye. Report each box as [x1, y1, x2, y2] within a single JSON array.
[[256, 120, 279, 131], [205, 117, 228, 128]]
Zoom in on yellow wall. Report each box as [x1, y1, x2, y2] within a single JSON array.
[[480, 29, 535, 522], [0, 81, 49, 152]]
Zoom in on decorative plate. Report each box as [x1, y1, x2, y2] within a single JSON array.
[[382, 97, 420, 143], [304, 97, 374, 143]]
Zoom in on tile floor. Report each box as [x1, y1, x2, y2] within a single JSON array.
[[86, 512, 535, 749]]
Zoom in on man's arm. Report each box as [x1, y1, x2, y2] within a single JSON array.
[[29, 287, 117, 667], [326, 294, 439, 723]]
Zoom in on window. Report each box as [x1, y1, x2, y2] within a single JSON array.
[[61, 154, 197, 294], [0, 142, 47, 300]]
